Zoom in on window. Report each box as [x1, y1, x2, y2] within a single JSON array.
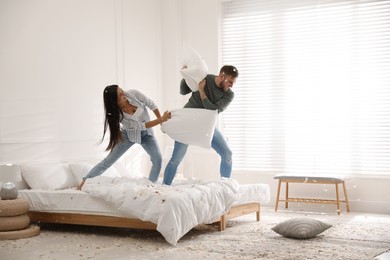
[[221, 0, 390, 175]]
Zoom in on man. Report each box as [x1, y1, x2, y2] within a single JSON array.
[[163, 65, 239, 185]]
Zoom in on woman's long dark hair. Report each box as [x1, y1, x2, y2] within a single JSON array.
[[100, 85, 124, 151]]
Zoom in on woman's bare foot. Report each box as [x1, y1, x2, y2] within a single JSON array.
[[77, 179, 86, 190]]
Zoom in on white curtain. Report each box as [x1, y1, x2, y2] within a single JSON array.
[[221, 0, 390, 176]]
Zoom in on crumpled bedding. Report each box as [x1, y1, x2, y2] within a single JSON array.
[[82, 176, 240, 245]]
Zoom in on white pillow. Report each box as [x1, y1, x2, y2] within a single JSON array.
[[271, 218, 332, 239], [161, 108, 218, 149], [20, 163, 77, 190], [0, 164, 29, 190], [180, 45, 208, 92], [69, 162, 120, 183]]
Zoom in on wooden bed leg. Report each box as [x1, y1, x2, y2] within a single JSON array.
[[219, 215, 226, 231], [223, 215, 226, 230]]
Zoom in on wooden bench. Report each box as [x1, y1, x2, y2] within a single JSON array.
[[274, 174, 350, 215]]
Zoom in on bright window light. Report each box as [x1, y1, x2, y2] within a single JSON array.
[[221, 0, 390, 176]]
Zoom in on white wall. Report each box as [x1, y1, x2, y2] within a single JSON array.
[[0, 0, 165, 176], [0, 0, 117, 164], [1, 0, 389, 214]]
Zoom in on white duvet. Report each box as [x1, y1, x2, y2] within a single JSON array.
[[82, 176, 240, 245]]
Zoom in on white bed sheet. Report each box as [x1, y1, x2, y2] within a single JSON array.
[[234, 183, 270, 206], [18, 178, 270, 245]]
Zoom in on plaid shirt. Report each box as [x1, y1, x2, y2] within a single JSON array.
[[120, 89, 158, 143]]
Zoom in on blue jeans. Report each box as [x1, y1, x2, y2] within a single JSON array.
[[163, 128, 232, 185], [84, 130, 162, 182]]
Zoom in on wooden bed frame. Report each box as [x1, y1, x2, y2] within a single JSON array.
[[28, 202, 261, 232]]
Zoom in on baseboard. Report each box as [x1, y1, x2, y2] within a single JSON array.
[[348, 200, 390, 215], [269, 200, 390, 215]]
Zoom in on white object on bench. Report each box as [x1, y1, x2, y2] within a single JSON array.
[[273, 174, 350, 215]]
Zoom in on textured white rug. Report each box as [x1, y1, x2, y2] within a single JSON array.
[[1, 208, 390, 260]]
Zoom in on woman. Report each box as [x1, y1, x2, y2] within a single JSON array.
[[77, 85, 171, 190]]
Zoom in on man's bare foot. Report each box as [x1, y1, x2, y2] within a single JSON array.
[[77, 179, 85, 190]]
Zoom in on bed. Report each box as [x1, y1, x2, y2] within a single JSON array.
[[2, 162, 270, 245]]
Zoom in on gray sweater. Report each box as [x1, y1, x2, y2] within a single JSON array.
[[180, 74, 234, 113]]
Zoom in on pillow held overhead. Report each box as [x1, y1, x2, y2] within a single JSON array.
[[180, 45, 208, 92], [161, 108, 218, 149]]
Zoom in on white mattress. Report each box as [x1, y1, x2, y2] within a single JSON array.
[[234, 183, 270, 206], [18, 183, 270, 217], [18, 189, 133, 218]]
